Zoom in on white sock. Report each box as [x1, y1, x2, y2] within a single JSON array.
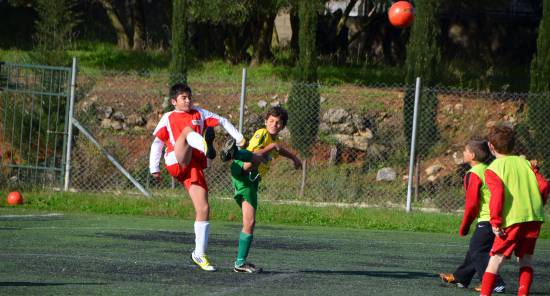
[[194, 221, 210, 256], [186, 131, 207, 155]]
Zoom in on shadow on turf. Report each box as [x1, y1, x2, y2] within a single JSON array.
[[300, 269, 435, 279], [0, 282, 106, 287], [95, 231, 335, 251]]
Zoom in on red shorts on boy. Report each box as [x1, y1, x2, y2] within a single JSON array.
[[490, 221, 542, 258], [165, 150, 208, 191]]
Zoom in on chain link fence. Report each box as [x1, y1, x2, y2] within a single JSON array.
[[2, 64, 549, 213]]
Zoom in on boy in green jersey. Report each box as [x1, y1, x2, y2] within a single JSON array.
[[439, 140, 505, 293], [479, 125, 548, 296], [221, 106, 302, 273]]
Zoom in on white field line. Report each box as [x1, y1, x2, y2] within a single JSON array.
[[216, 197, 448, 213], [0, 252, 194, 268], [4, 225, 550, 252], [0, 213, 64, 218]]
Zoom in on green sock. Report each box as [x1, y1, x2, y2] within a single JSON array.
[[235, 232, 253, 267], [236, 149, 253, 162]]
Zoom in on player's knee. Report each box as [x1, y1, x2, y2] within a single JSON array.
[[196, 204, 209, 217], [243, 218, 256, 230]]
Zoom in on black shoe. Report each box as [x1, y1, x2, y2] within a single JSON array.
[[220, 139, 238, 162], [234, 263, 262, 273], [204, 127, 216, 160]]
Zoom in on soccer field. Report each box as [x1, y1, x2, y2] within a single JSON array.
[[1, 210, 549, 296]]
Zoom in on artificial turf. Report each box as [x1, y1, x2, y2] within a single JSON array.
[[1, 209, 549, 295]]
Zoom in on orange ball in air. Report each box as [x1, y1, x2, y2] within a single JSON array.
[[6, 191, 23, 205], [388, 1, 415, 28]]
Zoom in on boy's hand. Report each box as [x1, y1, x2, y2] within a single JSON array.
[[151, 172, 161, 182], [492, 226, 505, 237]]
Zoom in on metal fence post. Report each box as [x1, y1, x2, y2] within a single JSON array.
[[406, 77, 421, 212], [239, 68, 247, 133], [63, 57, 78, 191]]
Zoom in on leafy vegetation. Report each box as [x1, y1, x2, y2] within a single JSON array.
[[527, 0, 550, 175]]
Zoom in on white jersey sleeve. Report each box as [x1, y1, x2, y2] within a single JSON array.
[[197, 108, 244, 143], [149, 137, 164, 174]]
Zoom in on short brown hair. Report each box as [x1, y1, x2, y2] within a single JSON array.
[[265, 106, 288, 127], [170, 83, 192, 99], [466, 139, 493, 164], [488, 124, 515, 154]]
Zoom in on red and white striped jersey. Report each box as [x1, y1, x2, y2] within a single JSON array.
[[149, 107, 244, 173]]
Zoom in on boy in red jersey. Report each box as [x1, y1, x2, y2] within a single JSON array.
[[479, 124, 549, 296], [149, 83, 251, 272], [439, 140, 505, 293]]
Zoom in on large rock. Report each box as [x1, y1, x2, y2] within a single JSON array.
[[452, 151, 464, 165], [126, 114, 146, 127], [376, 167, 396, 181], [323, 108, 349, 123], [100, 118, 112, 129], [425, 163, 444, 176], [331, 122, 356, 134], [112, 111, 126, 121], [103, 106, 114, 119], [332, 134, 370, 151]]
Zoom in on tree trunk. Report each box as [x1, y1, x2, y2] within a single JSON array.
[[224, 25, 251, 64], [169, 0, 188, 85], [289, 7, 299, 59], [98, 0, 130, 49], [132, 0, 146, 50], [251, 13, 276, 66], [299, 158, 307, 197]]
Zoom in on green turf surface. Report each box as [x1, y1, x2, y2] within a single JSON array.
[[1, 209, 549, 295]]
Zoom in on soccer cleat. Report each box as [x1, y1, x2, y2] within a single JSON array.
[[439, 273, 456, 284], [474, 284, 505, 294], [220, 139, 238, 162], [204, 127, 216, 160], [234, 262, 262, 274], [191, 252, 216, 272]]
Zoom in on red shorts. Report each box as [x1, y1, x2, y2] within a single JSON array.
[[165, 151, 208, 191], [490, 221, 542, 258]]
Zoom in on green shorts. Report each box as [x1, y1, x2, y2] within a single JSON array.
[[231, 159, 260, 210]]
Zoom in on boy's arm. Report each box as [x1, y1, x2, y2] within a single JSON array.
[[278, 146, 302, 169], [199, 108, 245, 147], [485, 169, 505, 229], [149, 137, 164, 175], [531, 164, 549, 205], [256, 143, 301, 169], [459, 172, 481, 236]]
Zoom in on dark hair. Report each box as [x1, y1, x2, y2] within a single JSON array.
[[488, 124, 515, 154], [170, 83, 192, 99], [265, 106, 288, 127], [466, 139, 493, 164]]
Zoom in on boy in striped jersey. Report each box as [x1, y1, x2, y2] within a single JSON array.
[[479, 124, 548, 296], [439, 140, 505, 293]]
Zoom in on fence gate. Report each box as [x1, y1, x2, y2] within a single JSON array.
[[0, 62, 73, 189]]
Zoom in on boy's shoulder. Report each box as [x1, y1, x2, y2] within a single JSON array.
[[252, 128, 276, 140], [488, 155, 531, 172], [253, 127, 268, 135]]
